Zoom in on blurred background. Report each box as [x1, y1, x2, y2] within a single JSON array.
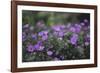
[[22, 10, 90, 26]]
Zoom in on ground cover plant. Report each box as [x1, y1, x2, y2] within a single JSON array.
[[22, 11, 90, 62]]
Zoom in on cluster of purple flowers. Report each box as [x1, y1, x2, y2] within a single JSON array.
[[26, 41, 44, 52], [22, 19, 90, 62]]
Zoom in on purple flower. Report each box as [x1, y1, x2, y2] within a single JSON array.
[[22, 36, 26, 42], [52, 26, 61, 31], [22, 35, 25, 39], [27, 44, 34, 52], [53, 31, 64, 38], [31, 34, 37, 40], [31, 34, 36, 39], [38, 31, 43, 36], [70, 34, 78, 45], [52, 25, 65, 37], [38, 32, 43, 36], [42, 35, 48, 41], [37, 41, 42, 45], [84, 19, 88, 23], [70, 27, 76, 32], [58, 31, 64, 37], [34, 44, 44, 51], [52, 25, 65, 31], [22, 32, 26, 41], [85, 34, 90, 43], [34, 41, 42, 47], [75, 24, 81, 33], [33, 41, 44, 51], [38, 31, 48, 36], [60, 25, 66, 29], [83, 19, 90, 26], [36, 20, 45, 28], [60, 56, 64, 60], [85, 42, 89, 46], [80, 22, 85, 26], [34, 44, 40, 50], [70, 24, 81, 33], [38, 46, 44, 51], [38, 31, 48, 41], [47, 51, 53, 56]]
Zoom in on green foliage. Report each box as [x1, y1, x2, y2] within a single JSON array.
[[22, 10, 90, 62]]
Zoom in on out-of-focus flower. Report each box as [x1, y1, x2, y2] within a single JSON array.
[[70, 34, 78, 45], [34, 44, 44, 51], [31, 34, 37, 40], [29, 26, 34, 31], [52, 25, 61, 31], [38, 31, 48, 41], [54, 57, 59, 60], [75, 24, 81, 33], [38, 31, 48, 36], [36, 20, 45, 28], [83, 19, 90, 27], [70, 24, 81, 33], [85, 34, 90, 43], [23, 24, 29, 28], [27, 44, 34, 52], [60, 25, 66, 29], [66, 23, 71, 28], [52, 25, 65, 32], [53, 31, 58, 36], [42, 35, 48, 41], [33, 41, 44, 51], [38, 46, 44, 51], [47, 51, 53, 56], [85, 42, 89, 46], [80, 22, 85, 26], [70, 27, 76, 32], [58, 37, 63, 40], [22, 32, 26, 41], [52, 25, 65, 38], [58, 31, 64, 37], [37, 41, 42, 45], [60, 56, 64, 60], [84, 19, 88, 23]]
